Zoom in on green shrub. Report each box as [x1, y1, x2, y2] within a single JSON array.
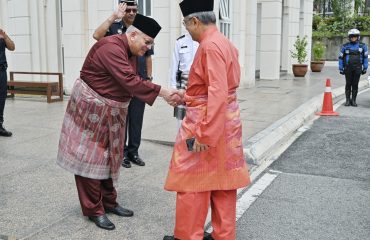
[[312, 41, 326, 61], [290, 36, 308, 64], [352, 16, 370, 31]]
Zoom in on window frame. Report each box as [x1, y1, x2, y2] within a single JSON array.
[[137, 0, 152, 17], [219, 0, 232, 39]]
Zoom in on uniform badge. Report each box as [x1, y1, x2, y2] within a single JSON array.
[[117, 29, 123, 34]]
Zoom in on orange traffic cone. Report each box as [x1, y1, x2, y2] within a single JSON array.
[[316, 78, 339, 116]]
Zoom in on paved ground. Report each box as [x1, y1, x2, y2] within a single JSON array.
[[237, 89, 370, 240], [0, 64, 369, 239]]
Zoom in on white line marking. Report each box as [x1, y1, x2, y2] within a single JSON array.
[[205, 170, 280, 232], [236, 171, 279, 220]]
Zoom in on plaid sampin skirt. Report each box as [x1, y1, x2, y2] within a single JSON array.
[[57, 78, 129, 184]]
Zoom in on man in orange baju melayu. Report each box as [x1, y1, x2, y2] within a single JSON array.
[[163, 0, 251, 239]]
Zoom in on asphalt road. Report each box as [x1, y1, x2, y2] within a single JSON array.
[[236, 89, 370, 240]]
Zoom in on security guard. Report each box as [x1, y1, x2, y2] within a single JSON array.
[[339, 28, 368, 107], [93, 0, 153, 168], [170, 33, 198, 128], [0, 28, 15, 137]]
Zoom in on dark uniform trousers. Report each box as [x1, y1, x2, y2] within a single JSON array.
[[344, 63, 362, 93], [124, 96, 145, 158], [0, 68, 7, 125]]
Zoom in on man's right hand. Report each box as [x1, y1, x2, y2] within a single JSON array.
[[0, 29, 5, 38], [340, 70, 344, 75], [159, 88, 183, 107], [113, 3, 127, 20]]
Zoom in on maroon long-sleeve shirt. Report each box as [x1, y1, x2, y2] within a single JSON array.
[[80, 34, 160, 105]]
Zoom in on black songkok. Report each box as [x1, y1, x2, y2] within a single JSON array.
[[179, 0, 214, 17], [132, 14, 162, 39]]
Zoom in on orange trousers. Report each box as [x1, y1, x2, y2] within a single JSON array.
[[174, 190, 237, 240]]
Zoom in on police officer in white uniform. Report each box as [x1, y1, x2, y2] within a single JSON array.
[[170, 33, 199, 129]]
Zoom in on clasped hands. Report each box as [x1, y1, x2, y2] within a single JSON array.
[[159, 88, 185, 107]]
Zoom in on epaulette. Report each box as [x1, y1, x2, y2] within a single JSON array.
[[113, 19, 122, 23], [177, 35, 185, 40]]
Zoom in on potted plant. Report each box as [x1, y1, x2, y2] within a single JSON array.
[[290, 35, 308, 77], [310, 41, 326, 72]]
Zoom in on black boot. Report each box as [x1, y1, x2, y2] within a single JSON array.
[[351, 90, 358, 107], [344, 90, 351, 106], [0, 124, 12, 137]]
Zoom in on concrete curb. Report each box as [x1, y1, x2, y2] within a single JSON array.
[[244, 79, 369, 166]]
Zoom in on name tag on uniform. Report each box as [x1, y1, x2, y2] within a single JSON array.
[[181, 46, 188, 49]]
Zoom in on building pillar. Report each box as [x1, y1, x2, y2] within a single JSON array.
[[302, 0, 314, 63], [259, 0, 282, 80], [281, 0, 300, 72], [242, 0, 257, 88]]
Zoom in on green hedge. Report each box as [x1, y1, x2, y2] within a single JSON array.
[[313, 15, 370, 39]]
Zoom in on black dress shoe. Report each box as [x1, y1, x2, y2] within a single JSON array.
[[106, 205, 134, 217], [122, 156, 131, 168], [203, 231, 214, 240], [163, 236, 177, 240], [163, 232, 212, 240], [130, 155, 145, 166], [88, 214, 115, 230], [0, 126, 12, 137]]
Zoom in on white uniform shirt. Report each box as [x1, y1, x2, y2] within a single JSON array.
[[170, 33, 199, 89]]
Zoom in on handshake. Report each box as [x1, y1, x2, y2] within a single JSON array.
[[159, 88, 185, 107]]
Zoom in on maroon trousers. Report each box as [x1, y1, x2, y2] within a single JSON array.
[[74, 175, 118, 216]]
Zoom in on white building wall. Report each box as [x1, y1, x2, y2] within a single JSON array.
[[244, 0, 257, 88], [152, 0, 171, 88], [259, 0, 283, 80], [256, 3, 262, 72], [2, 0, 315, 92], [5, 0, 32, 75], [62, 0, 88, 93]]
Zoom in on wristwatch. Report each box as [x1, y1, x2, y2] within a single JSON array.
[[146, 76, 153, 81]]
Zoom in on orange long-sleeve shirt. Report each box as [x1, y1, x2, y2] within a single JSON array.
[[187, 26, 241, 147]]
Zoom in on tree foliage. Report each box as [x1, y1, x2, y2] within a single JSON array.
[[331, 0, 352, 20]]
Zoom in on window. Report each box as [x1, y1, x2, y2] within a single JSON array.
[[138, 0, 151, 16], [219, 0, 231, 39]]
